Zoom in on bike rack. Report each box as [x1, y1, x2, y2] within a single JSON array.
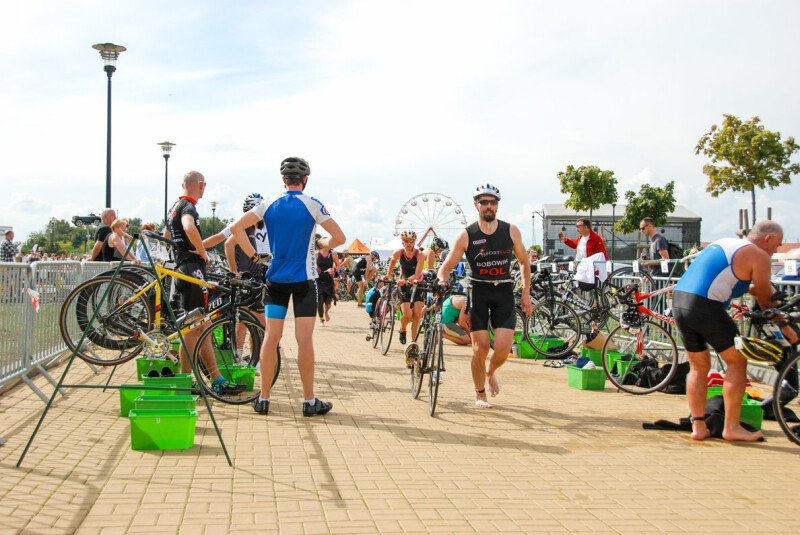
[[17, 235, 234, 468]]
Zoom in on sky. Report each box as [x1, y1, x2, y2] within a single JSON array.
[[2, 0, 799, 248]]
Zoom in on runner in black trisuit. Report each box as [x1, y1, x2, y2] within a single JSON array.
[[388, 230, 425, 349], [315, 233, 344, 324], [437, 184, 532, 409]]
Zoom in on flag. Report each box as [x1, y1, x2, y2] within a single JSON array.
[[25, 288, 40, 313]]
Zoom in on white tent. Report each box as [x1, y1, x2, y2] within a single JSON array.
[[371, 236, 404, 261]]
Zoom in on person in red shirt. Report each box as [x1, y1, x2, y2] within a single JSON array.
[[558, 218, 608, 261]]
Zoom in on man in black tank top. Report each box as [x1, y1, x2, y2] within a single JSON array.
[[437, 184, 532, 409]]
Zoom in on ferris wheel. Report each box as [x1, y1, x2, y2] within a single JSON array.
[[393, 192, 468, 247]]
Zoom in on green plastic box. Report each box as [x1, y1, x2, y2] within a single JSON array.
[[136, 357, 180, 379], [740, 398, 764, 430], [129, 409, 197, 451], [134, 395, 198, 410], [580, 347, 603, 366], [219, 365, 256, 391], [604, 351, 629, 373], [526, 336, 566, 359], [119, 384, 148, 417], [566, 364, 606, 390], [141, 374, 194, 396]]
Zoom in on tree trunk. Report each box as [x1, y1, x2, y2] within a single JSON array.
[[751, 186, 756, 226]]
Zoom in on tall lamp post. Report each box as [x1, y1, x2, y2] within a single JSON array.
[[158, 141, 176, 228], [210, 201, 218, 234], [611, 203, 616, 263], [92, 42, 126, 208]]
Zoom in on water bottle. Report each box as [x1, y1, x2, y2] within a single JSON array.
[[179, 307, 205, 327]]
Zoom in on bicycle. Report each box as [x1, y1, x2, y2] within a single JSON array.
[[365, 279, 398, 355], [600, 282, 679, 394], [407, 280, 452, 416], [59, 232, 281, 404], [741, 295, 800, 446]]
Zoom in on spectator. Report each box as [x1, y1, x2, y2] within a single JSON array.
[[640, 217, 669, 275], [1, 229, 18, 262], [136, 222, 159, 262], [90, 208, 117, 261], [108, 219, 137, 262], [558, 218, 608, 261]]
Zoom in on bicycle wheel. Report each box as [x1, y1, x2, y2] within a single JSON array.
[[411, 326, 428, 399], [602, 319, 678, 394], [370, 304, 381, 349], [428, 324, 443, 416], [525, 300, 581, 358], [772, 351, 800, 447], [604, 267, 656, 323], [380, 302, 395, 355], [192, 310, 265, 404], [488, 306, 526, 349], [60, 275, 154, 366]]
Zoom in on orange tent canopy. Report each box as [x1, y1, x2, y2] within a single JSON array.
[[345, 239, 371, 255]]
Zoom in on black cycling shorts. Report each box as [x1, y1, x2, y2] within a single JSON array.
[[672, 291, 739, 353], [174, 261, 208, 311], [397, 284, 425, 304], [469, 283, 516, 332], [264, 280, 318, 319], [352, 269, 365, 283], [318, 280, 335, 305]]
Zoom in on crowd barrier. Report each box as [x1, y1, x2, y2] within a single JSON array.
[[0, 260, 120, 403]]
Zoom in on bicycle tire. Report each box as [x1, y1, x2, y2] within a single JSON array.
[[59, 275, 154, 366], [604, 267, 656, 323], [380, 302, 395, 355], [410, 330, 427, 399], [370, 302, 381, 349], [602, 319, 678, 394], [525, 300, 581, 358], [772, 350, 800, 447], [488, 306, 526, 349], [428, 324, 443, 416], [192, 309, 266, 404]]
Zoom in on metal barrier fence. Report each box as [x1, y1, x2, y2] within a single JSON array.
[[0, 260, 119, 402]]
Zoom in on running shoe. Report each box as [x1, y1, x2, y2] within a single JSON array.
[[252, 398, 270, 414], [212, 377, 246, 395], [399, 331, 407, 345], [404, 342, 419, 369], [303, 398, 333, 417]]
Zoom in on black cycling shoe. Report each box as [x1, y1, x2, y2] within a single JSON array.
[[399, 331, 407, 345], [212, 379, 246, 395], [302, 398, 333, 417], [252, 398, 270, 415]]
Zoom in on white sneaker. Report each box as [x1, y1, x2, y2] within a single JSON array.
[[583, 361, 597, 370]]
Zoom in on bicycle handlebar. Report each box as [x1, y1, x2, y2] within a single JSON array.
[[141, 230, 179, 249]]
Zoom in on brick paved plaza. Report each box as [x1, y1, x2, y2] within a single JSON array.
[[1, 302, 798, 534]]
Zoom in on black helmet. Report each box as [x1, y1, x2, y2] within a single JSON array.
[[243, 192, 263, 212], [735, 336, 783, 364], [280, 157, 310, 179], [370, 250, 380, 260], [430, 236, 447, 251]]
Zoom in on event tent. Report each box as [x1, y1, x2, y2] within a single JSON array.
[[345, 239, 371, 255], [371, 236, 403, 261]]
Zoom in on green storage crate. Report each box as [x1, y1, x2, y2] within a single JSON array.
[[141, 374, 194, 395], [706, 386, 723, 398], [129, 409, 197, 451], [604, 351, 630, 374], [580, 347, 603, 366], [740, 398, 764, 430], [119, 384, 148, 417], [219, 365, 256, 391], [615, 358, 635, 378], [136, 357, 180, 378], [134, 395, 198, 410], [566, 364, 606, 390], [526, 336, 566, 359]]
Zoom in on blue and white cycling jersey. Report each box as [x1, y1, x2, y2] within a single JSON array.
[[251, 190, 331, 284], [674, 238, 751, 304]]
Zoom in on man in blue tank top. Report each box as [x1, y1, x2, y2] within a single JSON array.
[[230, 157, 346, 417], [673, 220, 793, 441]]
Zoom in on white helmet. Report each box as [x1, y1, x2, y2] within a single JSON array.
[[473, 183, 501, 200]]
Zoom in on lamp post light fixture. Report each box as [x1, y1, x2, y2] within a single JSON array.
[[158, 141, 176, 228], [92, 42, 126, 208], [611, 203, 617, 263], [210, 201, 218, 234]]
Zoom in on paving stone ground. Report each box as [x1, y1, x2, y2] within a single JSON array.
[[1, 302, 798, 534]]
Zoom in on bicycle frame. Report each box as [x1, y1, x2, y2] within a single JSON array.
[[626, 284, 677, 326]]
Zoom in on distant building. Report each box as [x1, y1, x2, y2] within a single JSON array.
[[541, 204, 701, 261]]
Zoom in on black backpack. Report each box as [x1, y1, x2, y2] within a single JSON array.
[[667, 242, 686, 276]]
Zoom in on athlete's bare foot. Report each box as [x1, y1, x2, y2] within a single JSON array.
[[690, 425, 711, 441], [722, 425, 763, 442], [474, 398, 492, 409], [487, 374, 500, 397], [325, 311, 330, 322]]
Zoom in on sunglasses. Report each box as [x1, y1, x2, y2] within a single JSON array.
[[477, 199, 498, 206], [639, 226, 647, 231]]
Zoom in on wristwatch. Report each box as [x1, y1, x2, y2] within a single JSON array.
[[250, 253, 260, 263]]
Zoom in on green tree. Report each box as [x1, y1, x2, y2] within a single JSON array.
[[695, 114, 799, 225], [615, 182, 676, 234], [557, 165, 618, 220]]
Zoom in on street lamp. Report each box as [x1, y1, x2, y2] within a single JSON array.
[[92, 42, 126, 208], [158, 141, 176, 228], [210, 201, 218, 234], [611, 203, 616, 262]]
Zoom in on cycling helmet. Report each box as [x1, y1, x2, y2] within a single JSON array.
[[422, 269, 436, 282], [243, 192, 263, 212], [280, 157, 310, 179], [314, 233, 323, 246], [430, 236, 447, 251], [734, 336, 783, 364], [473, 183, 501, 200], [400, 230, 417, 241], [370, 250, 380, 260]]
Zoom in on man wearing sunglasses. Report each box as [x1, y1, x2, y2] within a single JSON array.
[[437, 184, 532, 409], [558, 218, 608, 261]]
